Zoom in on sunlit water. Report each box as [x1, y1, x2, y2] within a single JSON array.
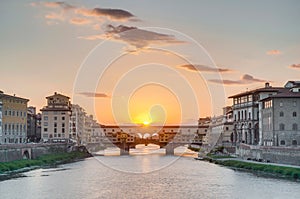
[[0, 146, 299, 199]]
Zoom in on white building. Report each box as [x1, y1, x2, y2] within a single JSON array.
[[40, 92, 71, 142], [70, 104, 86, 144]]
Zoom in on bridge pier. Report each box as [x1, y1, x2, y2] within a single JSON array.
[[120, 143, 130, 155], [165, 143, 175, 155]]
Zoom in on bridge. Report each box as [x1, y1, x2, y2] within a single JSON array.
[[86, 125, 203, 155]]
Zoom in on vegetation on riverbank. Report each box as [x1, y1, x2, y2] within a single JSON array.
[[0, 151, 91, 174], [211, 159, 300, 180]]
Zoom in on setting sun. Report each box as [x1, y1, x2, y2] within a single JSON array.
[[143, 121, 150, 126]]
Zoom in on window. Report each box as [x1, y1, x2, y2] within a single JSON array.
[[293, 101, 297, 107], [280, 140, 285, 145], [292, 123, 298, 131], [44, 116, 48, 121], [279, 112, 284, 117], [62, 116, 65, 120], [54, 128, 57, 133], [225, 127, 229, 131], [293, 112, 297, 117], [54, 123, 57, 127], [62, 123, 65, 128], [292, 140, 297, 146], [279, 102, 283, 107], [54, 116, 57, 120], [44, 122, 48, 126], [44, 128, 48, 132], [62, 128, 65, 133], [279, 123, 285, 130]]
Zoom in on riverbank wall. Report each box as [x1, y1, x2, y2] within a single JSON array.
[[0, 143, 74, 162], [237, 143, 300, 166]]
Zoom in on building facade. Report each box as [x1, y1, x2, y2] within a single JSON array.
[[229, 83, 283, 146], [40, 92, 71, 142], [0, 91, 29, 144], [27, 106, 41, 142], [70, 104, 86, 144], [261, 87, 300, 147]]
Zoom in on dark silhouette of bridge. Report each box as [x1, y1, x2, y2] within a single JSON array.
[[86, 127, 202, 155]]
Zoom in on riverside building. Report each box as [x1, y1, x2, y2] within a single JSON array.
[[260, 84, 300, 147], [40, 92, 71, 142], [0, 91, 29, 144], [229, 83, 284, 146]]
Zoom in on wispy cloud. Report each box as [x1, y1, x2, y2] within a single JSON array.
[[78, 92, 110, 98], [178, 64, 232, 73], [209, 74, 267, 85], [75, 8, 135, 21], [69, 18, 92, 25], [45, 12, 64, 21], [289, 64, 300, 69], [32, 1, 137, 24], [80, 25, 185, 50], [266, 49, 281, 55]]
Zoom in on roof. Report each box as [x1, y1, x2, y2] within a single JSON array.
[[0, 92, 29, 102], [46, 92, 70, 99], [228, 87, 284, 98], [260, 88, 300, 101]]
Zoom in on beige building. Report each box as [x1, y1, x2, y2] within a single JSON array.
[[0, 91, 29, 144], [40, 92, 71, 142]]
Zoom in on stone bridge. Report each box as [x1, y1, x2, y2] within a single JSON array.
[[86, 128, 202, 155]]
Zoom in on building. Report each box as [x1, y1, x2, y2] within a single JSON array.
[[27, 106, 41, 142], [229, 82, 284, 146], [261, 86, 300, 147], [0, 91, 29, 144], [40, 92, 71, 142], [70, 104, 86, 144]]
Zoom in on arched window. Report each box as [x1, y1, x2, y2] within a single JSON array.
[[279, 123, 285, 130], [244, 110, 247, 120], [238, 111, 240, 121], [279, 111, 284, 117], [293, 112, 297, 117], [292, 140, 297, 146], [280, 140, 285, 145], [292, 123, 298, 131]]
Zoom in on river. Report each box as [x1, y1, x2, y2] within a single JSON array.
[[0, 145, 299, 199]]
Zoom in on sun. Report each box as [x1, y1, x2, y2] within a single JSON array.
[[143, 121, 150, 126]]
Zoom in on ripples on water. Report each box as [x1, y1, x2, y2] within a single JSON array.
[[0, 145, 299, 199]]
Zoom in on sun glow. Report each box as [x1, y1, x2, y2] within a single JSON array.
[[143, 120, 150, 126]]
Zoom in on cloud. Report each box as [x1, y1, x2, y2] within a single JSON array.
[[33, 1, 136, 22], [45, 12, 64, 21], [69, 18, 92, 25], [289, 64, 300, 69], [80, 25, 185, 50], [75, 8, 135, 21], [78, 92, 110, 98], [266, 50, 281, 55], [178, 64, 232, 73], [209, 74, 266, 85]]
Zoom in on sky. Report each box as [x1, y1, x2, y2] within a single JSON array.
[[0, 0, 300, 125]]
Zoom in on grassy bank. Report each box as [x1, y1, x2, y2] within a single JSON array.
[[212, 159, 300, 180], [0, 151, 91, 174]]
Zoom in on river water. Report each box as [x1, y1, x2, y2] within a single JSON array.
[[0, 145, 299, 199]]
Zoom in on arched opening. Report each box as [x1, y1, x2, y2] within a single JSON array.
[[280, 140, 285, 146], [254, 123, 259, 145], [23, 150, 30, 159]]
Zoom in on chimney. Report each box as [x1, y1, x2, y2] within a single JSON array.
[[265, 82, 270, 88]]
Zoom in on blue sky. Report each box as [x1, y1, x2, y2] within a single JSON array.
[[0, 0, 299, 124]]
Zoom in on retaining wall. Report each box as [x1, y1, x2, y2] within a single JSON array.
[[237, 143, 300, 166]]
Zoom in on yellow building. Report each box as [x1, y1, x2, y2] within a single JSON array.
[[0, 91, 29, 144]]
